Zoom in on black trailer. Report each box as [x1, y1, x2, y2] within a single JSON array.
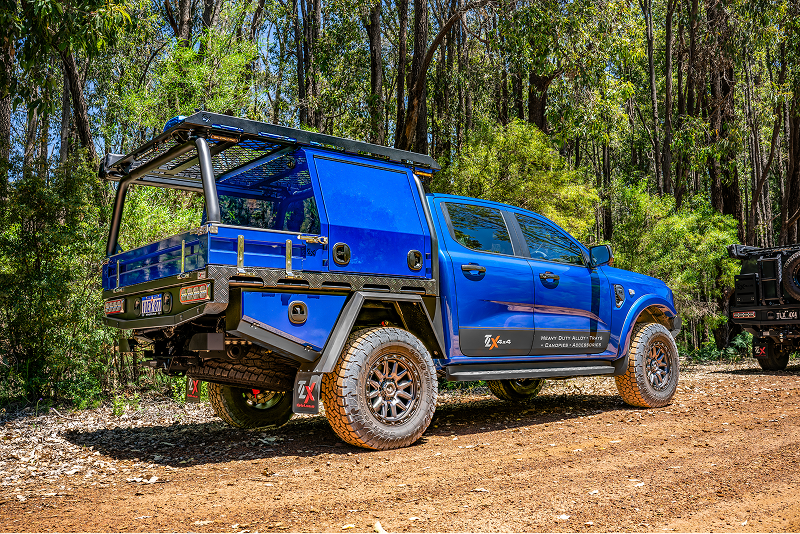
[[728, 243, 800, 370]]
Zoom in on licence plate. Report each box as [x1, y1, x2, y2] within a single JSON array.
[[141, 294, 163, 316], [774, 309, 799, 321]]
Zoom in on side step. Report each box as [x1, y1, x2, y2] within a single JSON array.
[[444, 360, 622, 382]]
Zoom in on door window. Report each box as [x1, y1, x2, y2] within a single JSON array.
[[516, 213, 584, 265], [445, 203, 514, 255]]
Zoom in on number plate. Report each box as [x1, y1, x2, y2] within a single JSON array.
[[774, 309, 799, 321], [141, 294, 163, 316]]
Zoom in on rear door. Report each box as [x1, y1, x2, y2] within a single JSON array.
[[513, 212, 612, 355], [440, 201, 535, 357]]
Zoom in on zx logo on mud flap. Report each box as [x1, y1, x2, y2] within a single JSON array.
[[293, 372, 323, 414], [754, 346, 768, 357], [484, 335, 512, 350], [185, 378, 202, 403]]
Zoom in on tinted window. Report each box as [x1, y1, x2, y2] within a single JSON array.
[[218, 193, 320, 234], [516, 213, 584, 265], [446, 203, 514, 255]]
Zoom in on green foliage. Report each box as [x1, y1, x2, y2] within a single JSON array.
[[432, 120, 598, 241], [112, 394, 125, 416], [688, 332, 752, 362], [612, 182, 739, 331], [121, 27, 259, 132], [0, 155, 115, 403], [118, 187, 202, 251]]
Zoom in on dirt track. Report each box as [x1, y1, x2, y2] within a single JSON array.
[[2, 359, 800, 532]]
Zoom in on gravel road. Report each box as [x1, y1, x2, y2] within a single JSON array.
[[1, 359, 799, 532]]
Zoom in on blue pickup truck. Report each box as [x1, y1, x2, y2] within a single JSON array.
[[100, 112, 681, 450]]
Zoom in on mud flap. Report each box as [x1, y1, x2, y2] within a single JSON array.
[[293, 372, 323, 414], [186, 377, 203, 403], [753, 337, 772, 359]]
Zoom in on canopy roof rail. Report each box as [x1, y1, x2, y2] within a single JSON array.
[[100, 111, 440, 192]]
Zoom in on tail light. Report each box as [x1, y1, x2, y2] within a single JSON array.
[[180, 283, 211, 304], [104, 298, 125, 315]]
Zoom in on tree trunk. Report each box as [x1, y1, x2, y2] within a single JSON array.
[[499, 67, 508, 125], [782, 93, 800, 245], [176, 0, 193, 45], [0, 35, 12, 185], [456, 7, 465, 152], [293, 0, 307, 127], [527, 72, 553, 132], [60, 66, 72, 163], [273, 29, 286, 123], [365, 0, 385, 145], [250, 0, 267, 40], [411, 0, 429, 152], [602, 139, 613, 240], [397, 0, 487, 151], [640, 0, 662, 194], [513, 71, 523, 120], [24, 101, 39, 169], [59, 50, 97, 161], [394, 0, 409, 146], [675, 18, 686, 208], [309, 0, 321, 129], [202, 0, 222, 29], [662, 0, 677, 194]]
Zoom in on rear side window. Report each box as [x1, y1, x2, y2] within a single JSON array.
[[445, 203, 514, 255], [516, 213, 584, 265], [218, 194, 320, 233]]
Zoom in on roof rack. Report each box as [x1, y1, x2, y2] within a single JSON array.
[[101, 112, 439, 257], [99, 111, 440, 192]]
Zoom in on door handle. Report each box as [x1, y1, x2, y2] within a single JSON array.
[[539, 271, 559, 281], [298, 234, 328, 245], [461, 264, 486, 273]]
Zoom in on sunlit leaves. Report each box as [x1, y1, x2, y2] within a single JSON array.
[[433, 120, 598, 240]]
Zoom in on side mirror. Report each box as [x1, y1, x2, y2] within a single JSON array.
[[589, 244, 614, 268]]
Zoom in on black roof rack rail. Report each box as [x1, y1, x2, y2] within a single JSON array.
[[99, 111, 440, 191]]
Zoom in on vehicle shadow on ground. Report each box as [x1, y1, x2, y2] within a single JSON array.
[[710, 362, 800, 375], [61, 392, 628, 467]]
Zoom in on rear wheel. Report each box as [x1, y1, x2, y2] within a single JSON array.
[[487, 379, 545, 403], [755, 340, 790, 371], [615, 323, 679, 408], [321, 327, 437, 450], [208, 383, 293, 429]]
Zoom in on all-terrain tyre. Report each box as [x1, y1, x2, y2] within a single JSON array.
[[321, 327, 438, 450], [208, 383, 293, 429], [782, 251, 800, 301], [615, 323, 679, 408], [488, 379, 545, 403], [755, 341, 790, 371], [187, 358, 296, 391]]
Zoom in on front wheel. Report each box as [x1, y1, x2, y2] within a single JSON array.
[[208, 383, 293, 429], [321, 327, 438, 450], [615, 323, 679, 408], [488, 378, 545, 403]]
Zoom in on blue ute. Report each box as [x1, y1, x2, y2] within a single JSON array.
[[100, 112, 681, 450]]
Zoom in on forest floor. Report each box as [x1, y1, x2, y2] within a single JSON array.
[[1, 358, 800, 533]]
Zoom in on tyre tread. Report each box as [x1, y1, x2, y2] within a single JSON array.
[[321, 327, 437, 450], [615, 322, 679, 408]]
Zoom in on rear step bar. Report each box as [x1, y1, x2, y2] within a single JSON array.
[[445, 359, 625, 382]]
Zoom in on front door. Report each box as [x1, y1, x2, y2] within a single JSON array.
[[441, 201, 535, 357], [513, 212, 612, 355]]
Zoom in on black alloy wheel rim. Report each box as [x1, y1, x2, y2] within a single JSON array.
[[646, 340, 671, 390]]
